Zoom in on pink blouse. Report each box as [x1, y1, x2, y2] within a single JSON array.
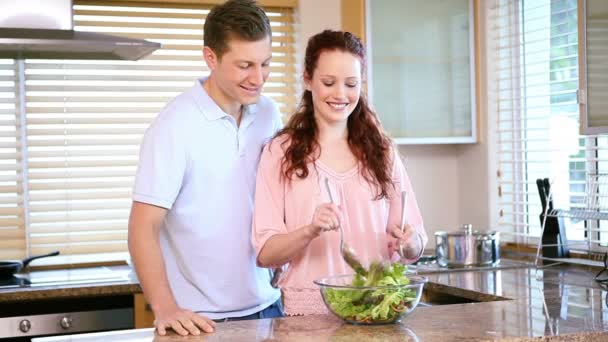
[[252, 136, 427, 316]]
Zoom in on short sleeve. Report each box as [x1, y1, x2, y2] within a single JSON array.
[[252, 139, 289, 264], [132, 118, 187, 209]]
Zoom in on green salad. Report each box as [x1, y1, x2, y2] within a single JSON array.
[[323, 262, 417, 323]]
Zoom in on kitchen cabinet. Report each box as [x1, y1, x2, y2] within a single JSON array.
[[579, 0, 608, 134], [342, 0, 480, 144], [133, 293, 155, 328]]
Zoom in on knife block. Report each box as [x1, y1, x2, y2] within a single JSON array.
[[540, 213, 569, 258]]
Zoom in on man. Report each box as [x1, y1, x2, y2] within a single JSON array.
[[128, 0, 283, 336]]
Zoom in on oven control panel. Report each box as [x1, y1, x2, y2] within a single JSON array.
[[0, 308, 133, 339]]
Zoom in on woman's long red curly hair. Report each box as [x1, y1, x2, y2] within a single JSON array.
[[276, 30, 394, 199]]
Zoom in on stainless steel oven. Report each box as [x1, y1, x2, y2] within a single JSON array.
[[0, 267, 134, 341], [0, 309, 133, 340], [0, 295, 133, 341]]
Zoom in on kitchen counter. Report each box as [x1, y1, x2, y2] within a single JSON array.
[[0, 266, 141, 302], [31, 261, 608, 341]]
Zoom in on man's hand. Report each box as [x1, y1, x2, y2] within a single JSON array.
[[154, 306, 216, 336], [387, 223, 422, 260]]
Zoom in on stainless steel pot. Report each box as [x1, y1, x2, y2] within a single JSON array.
[[435, 224, 500, 267]]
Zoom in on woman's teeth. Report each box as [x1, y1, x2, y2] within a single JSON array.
[[328, 102, 347, 110]]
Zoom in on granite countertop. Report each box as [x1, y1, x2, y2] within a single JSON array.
[[0, 265, 142, 302], [31, 261, 608, 341]]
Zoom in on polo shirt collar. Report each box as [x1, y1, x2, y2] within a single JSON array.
[[240, 103, 257, 130], [192, 77, 257, 125]]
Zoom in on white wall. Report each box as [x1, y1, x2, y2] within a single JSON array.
[[398, 145, 461, 233], [296, 0, 491, 242], [295, 0, 342, 56], [294, 0, 342, 95]]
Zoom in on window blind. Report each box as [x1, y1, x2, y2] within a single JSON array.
[[489, 0, 608, 250], [0, 60, 24, 260], [0, 0, 297, 262]]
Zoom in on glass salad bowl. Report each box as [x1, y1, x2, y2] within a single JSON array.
[[314, 263, 427, 325]]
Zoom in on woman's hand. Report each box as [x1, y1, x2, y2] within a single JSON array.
[[257, 203, 343, 267], [306, 203, 342, 238], [388, 223, 423, 261]]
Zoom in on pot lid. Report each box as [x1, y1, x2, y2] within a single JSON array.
[[435, 224, 499, 237]]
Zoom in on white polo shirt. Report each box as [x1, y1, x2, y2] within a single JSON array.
[[133, 77, 282, 319]]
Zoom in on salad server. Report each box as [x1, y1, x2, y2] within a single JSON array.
[[324, 177, 366, 275]]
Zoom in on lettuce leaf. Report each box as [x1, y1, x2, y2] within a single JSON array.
[[324, 262, 417, 323]]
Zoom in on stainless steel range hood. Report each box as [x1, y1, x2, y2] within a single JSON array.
[[0, 0, 161, 60], [0, 28, 161, 60]]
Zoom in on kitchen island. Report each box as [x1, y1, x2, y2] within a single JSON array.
[[31, 262, 608, 341]]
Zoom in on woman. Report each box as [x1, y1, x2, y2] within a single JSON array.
[[252, 30, 427, 316]]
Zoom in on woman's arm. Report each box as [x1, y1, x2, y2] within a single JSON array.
[[386, 149, 427, 263], [257, 203, 341, 267], [252, 140, 342, 268]]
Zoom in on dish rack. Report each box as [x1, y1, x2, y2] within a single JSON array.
[[534, 173, 608, 268]]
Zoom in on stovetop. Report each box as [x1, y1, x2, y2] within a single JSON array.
[[0, 275, 31, 288], [0, 267, 130, 289], [410, 257, 533, 274]]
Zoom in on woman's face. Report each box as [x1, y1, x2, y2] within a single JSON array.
[[305, 50, 362, 125]]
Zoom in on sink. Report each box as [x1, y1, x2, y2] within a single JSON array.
[[420, 284, 510, 306], [421, 288, 479, 305]]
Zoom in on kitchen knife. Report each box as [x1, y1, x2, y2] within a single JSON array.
[[537, 178, 547, 211], [543, 178, 553, 212]]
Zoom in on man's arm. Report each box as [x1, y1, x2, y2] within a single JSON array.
[[128, 201, 215, 336]]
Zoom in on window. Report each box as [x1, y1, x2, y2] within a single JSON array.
[[0, 0, 297, 263], [490, 0, 608, 252]]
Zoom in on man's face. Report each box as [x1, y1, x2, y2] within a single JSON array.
[[205, 36, 272, 106]]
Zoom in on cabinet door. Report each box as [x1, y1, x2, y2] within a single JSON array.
[[580, 0, 608, 134], [366, 0, 477, 144], [133, 293, 155, 328]]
